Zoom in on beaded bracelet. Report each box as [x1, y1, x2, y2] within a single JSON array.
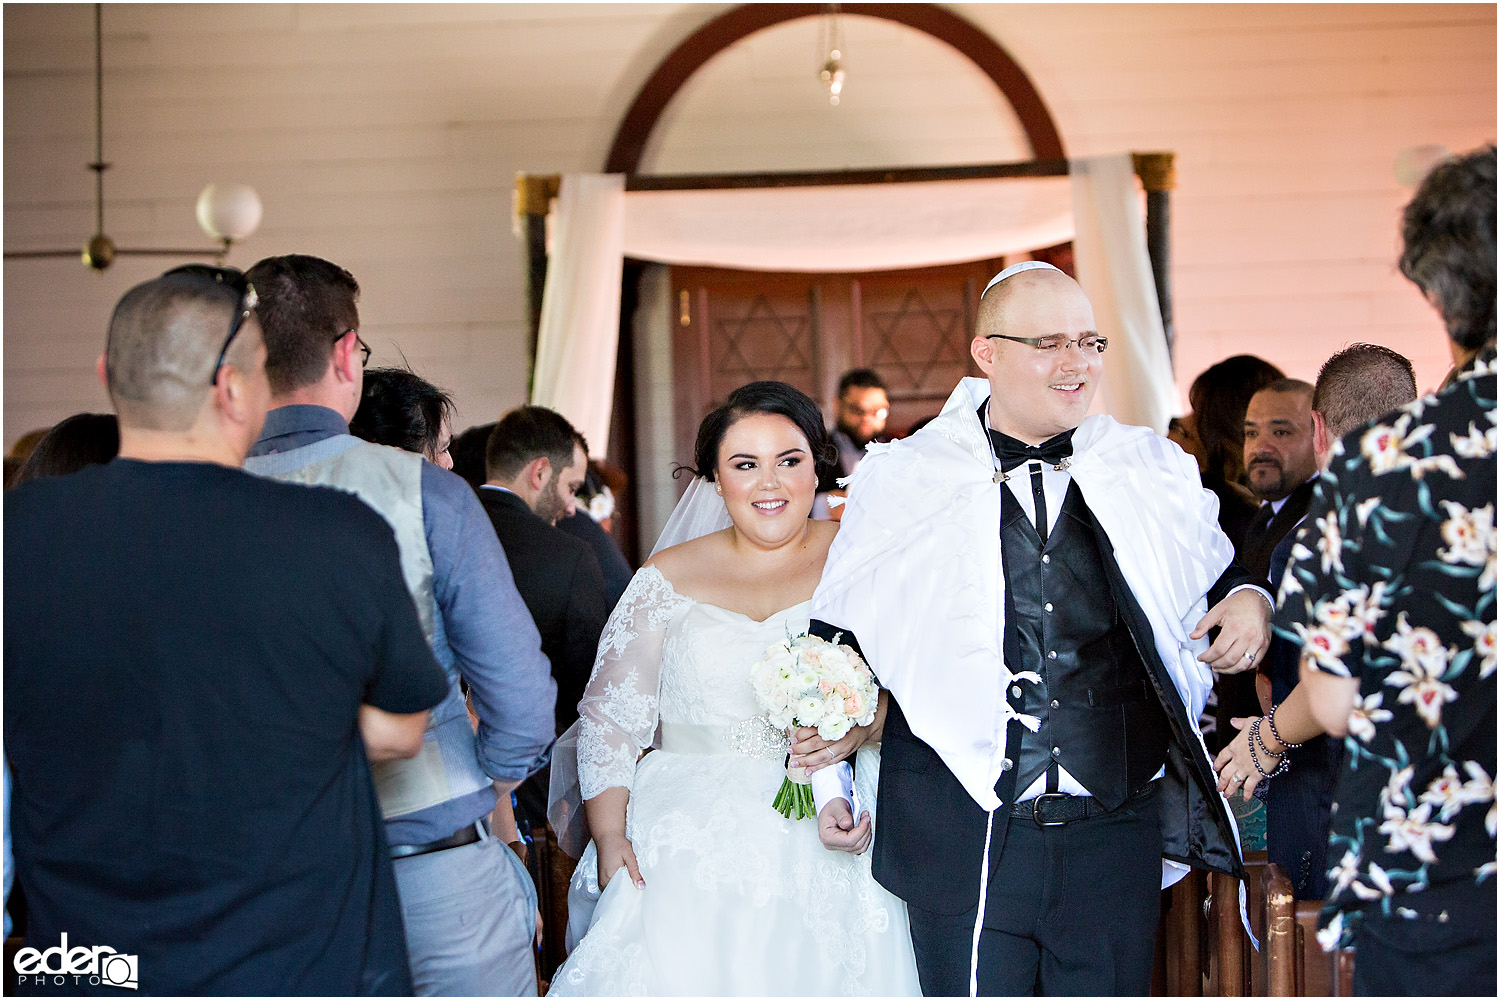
[[1266, 706, 1304, 752], [1251, 715, 1283, 766], [1248, 716, 1290, 779]]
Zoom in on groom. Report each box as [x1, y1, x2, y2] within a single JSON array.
[[811, 262, 1270, 996]]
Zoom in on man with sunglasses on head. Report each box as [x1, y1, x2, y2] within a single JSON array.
[[810, 261, 1272, 995], [242, 254, 555, 996], [5, 265, 450, 994]]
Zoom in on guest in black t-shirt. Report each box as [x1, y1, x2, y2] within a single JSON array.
[[4, 265, 448, 995]]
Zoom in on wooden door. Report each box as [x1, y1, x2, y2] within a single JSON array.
[[670, 257, 1026, 466]]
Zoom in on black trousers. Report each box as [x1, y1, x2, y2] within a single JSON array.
[[1265, 736, 1341, 900], [906, 786, 1163, 997]]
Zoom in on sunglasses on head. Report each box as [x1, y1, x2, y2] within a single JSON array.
[[162, 265, 259, 385]]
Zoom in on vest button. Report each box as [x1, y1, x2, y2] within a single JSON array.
[[1051, 746, 1061, 758], [1047, 650, 1058, 660], [1044, 602, 1054, 613], [1002, 757, 1014, 771], [1051, 699, 1060, 710], [1010, 685, 1022, 698], [1041, 554, 1050, 564]]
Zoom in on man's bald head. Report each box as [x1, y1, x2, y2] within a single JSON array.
[[105, 271, 255, 431], [976, 265, 1089, 340], [971, 264, 1102, 444]]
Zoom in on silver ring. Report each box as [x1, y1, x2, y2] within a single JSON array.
[[1231, 773, 1245, 784], [826, 747, 834, 761], [1243, 650, 1255, 661]]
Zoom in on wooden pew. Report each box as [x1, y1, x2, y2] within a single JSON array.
[[1201, 852, 1357, 997]]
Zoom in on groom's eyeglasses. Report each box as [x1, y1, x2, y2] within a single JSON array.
[[987, 333, 1108, 355]]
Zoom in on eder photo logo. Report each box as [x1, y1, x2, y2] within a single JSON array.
[[13, 934, 139, 990]]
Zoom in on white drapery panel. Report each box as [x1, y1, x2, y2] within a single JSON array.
[[1069, 155, 1180, 433], [621, 177, 1073, 272], [530, 174, 626, 455], [532, 159, 1174, 456]]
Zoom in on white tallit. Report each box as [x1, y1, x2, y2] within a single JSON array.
[[812, 377, 1235, 813]]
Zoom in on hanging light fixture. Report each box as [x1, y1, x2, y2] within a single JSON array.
[[818, 7, 846, 107], [4, 4, 262, 271]]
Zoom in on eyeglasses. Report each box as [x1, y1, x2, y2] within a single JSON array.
[[986, 333, 1108, 355], [842, 402, 890, 421], [334, 329, 372, 368], [162, 265, 258, 385]]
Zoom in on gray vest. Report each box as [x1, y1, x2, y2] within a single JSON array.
[[245, 434, 489, 820]]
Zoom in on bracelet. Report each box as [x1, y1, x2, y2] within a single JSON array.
[[1249, 717, 1291, 780], [1267, 706, 1304, 752], [1251, 714, 1284, 766]]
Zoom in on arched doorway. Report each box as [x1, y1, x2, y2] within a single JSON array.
[[596, 5, 1072, 558], [605, 3, 1065, 172]]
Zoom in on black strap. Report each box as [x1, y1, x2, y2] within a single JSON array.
[[1029, 463, 1049, 543]]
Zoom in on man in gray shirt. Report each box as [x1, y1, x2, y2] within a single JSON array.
[[243, 254, 556, 996]]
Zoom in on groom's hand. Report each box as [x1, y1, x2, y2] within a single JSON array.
[[817, 799, 872, 855], [1193, 587, 1272, 673]]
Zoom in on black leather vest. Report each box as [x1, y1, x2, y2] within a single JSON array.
[[1002, 479, 1170, 809]]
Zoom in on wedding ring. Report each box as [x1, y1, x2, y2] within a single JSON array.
[[825, 747, 834, 761], [1243, 651, 1255, 661]]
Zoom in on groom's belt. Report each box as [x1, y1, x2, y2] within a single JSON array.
[[1009, 782, 1156, 827]]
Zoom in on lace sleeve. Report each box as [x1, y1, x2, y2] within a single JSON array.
[[575, 566, 691, 800]]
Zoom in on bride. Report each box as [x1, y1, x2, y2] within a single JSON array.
[[547, 381, 920, 996]]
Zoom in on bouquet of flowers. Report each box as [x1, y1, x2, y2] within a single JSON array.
[[749, 632, 879, 820]]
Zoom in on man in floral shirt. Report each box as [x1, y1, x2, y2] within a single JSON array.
[[1273, 146, 1496, 995]]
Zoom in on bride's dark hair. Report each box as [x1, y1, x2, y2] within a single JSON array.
[[683, 381, 837, 482]]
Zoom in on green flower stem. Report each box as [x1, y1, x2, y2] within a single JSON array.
[[771, 777, 816, 820]]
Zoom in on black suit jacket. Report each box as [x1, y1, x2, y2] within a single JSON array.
[[1216, 478, 1318, 739], [1240, 478, 1317, 587], [476, 487, 607, 734], [822, 544, 1257, 916], [556, 510, 632, 615]]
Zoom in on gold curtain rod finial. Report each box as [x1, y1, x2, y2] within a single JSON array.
[[515, 174, 562, 217], [1132, 152, 1176, 192]]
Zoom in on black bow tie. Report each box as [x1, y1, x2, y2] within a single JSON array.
[[989, 428, 1075, 473]]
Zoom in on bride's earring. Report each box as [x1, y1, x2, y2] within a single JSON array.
[[714, 482, 723, 495]]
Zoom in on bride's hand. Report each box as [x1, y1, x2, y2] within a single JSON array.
[[790, 723, 869, 775], [595, 833, 645, 891], [791, 691, 888, 774]]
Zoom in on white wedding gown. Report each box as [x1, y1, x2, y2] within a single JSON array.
[[548, 566, 921, 997]]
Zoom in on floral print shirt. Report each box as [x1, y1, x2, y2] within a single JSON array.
[[1273, 349, 1496, 949]]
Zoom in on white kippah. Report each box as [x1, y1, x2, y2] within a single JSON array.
[[982, 260, 1063, 297]]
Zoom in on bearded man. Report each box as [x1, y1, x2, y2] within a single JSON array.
[[810, 261, 1271, 996]]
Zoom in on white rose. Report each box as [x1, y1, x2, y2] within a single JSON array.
[[819, 717, 853, 741], [796, 696, 825, 726]]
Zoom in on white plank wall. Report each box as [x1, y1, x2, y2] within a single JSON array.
[[4, 3, 1494, 449]]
